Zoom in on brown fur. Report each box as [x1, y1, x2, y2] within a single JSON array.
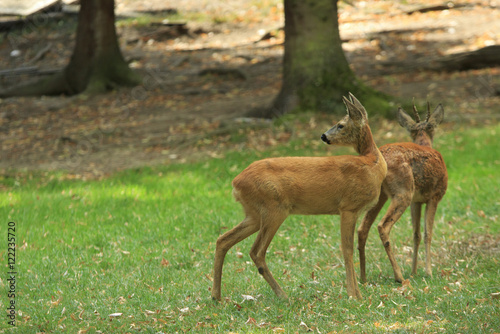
[[358, 104, 448, 283], [211, 93, 387, 300]]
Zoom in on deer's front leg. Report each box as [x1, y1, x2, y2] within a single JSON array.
[[340, 211, 362, 299]]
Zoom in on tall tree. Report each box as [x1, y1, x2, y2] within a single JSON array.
[[264, 0, 387, 117], [1, 0, 140, 97]]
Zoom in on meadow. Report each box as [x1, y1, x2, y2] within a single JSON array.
[[0, 119, 499, 333]]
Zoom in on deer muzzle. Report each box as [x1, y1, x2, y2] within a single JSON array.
[[321, 133, 331, 144]]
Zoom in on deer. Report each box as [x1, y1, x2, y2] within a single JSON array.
[[211, 93, 387, 301], [357, 103, 448, 284]]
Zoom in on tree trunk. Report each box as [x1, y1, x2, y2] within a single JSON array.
[[0, 0, 140, 97], [259, 0, 387, 118], [64, 0, 140, 94]]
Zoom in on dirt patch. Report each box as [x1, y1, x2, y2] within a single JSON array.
[[0, 0, 499, 177]]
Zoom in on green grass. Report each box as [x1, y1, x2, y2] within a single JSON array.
[[0, 122, 499, 333]]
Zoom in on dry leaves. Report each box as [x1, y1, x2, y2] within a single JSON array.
[[108, 312, 122, 318]]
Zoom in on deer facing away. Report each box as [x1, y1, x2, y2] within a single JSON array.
[[212, 93, 387, 300], [357, 103, 448, 283]]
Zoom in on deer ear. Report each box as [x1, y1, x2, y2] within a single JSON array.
[[343, 95, 365, 125], [428, 104, 444, 126], [348, 92, 368, 120], [348, 92, 362, 108], [397, 107, 416, 129]]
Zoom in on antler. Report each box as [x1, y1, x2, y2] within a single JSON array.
[[426, 102, 431, 122], [412, 105, 421, 123]]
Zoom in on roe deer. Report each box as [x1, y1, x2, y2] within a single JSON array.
[[357, 103, 448, 283], [211, 93, 387, 300]]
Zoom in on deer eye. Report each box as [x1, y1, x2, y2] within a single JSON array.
[[337, 124, 344, 129]]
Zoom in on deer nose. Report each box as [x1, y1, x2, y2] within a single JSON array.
[[321, 134, 330, 144]]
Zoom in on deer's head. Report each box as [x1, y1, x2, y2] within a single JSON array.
[[397, 103, 444, 147], [321, 92, 368, 147]]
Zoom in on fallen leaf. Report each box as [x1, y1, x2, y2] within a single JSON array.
[[258, 321, 270, 328], [161, 258, 170, 266], [108, 313, 122, 318], [402, 279, 411, 287], [51, 296, 63, 308], [300, 321, 310, 329], [241, 294, 256, 302], [77, 329, 90, 334]]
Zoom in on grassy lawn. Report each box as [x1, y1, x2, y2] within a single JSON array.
[[0, 120, 499, 333]]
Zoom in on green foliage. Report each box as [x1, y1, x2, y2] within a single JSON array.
[[0, 123, 498, 333]]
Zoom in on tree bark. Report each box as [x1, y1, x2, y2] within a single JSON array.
[[257, 0, 387, 118], [0, 0, 140, 97]]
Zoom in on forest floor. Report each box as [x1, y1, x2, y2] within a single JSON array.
[[0, 0, 499, 178]]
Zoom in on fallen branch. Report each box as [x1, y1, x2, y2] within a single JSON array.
[[199, 67, 248, 80], [26, 43, 53, 65], [0, 66, 38, 77], [405, 2, 472, 15], [380, 46, 500, 73], [434, 45, 500, 71], [0, 66, 60, 78]]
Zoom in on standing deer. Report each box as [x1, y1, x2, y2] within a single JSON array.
[[357, 103, 448, 283], [211, 93, 387, 300]]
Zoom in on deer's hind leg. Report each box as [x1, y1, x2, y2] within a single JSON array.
[[212, 211, 260, 300], [410, 202, 422, 275], [249, 209, 288, 299], [376, 194, 411, 283], [375, 166, 414, 283], [423, 200, 439, 277], [358, 190, 388, 283]]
